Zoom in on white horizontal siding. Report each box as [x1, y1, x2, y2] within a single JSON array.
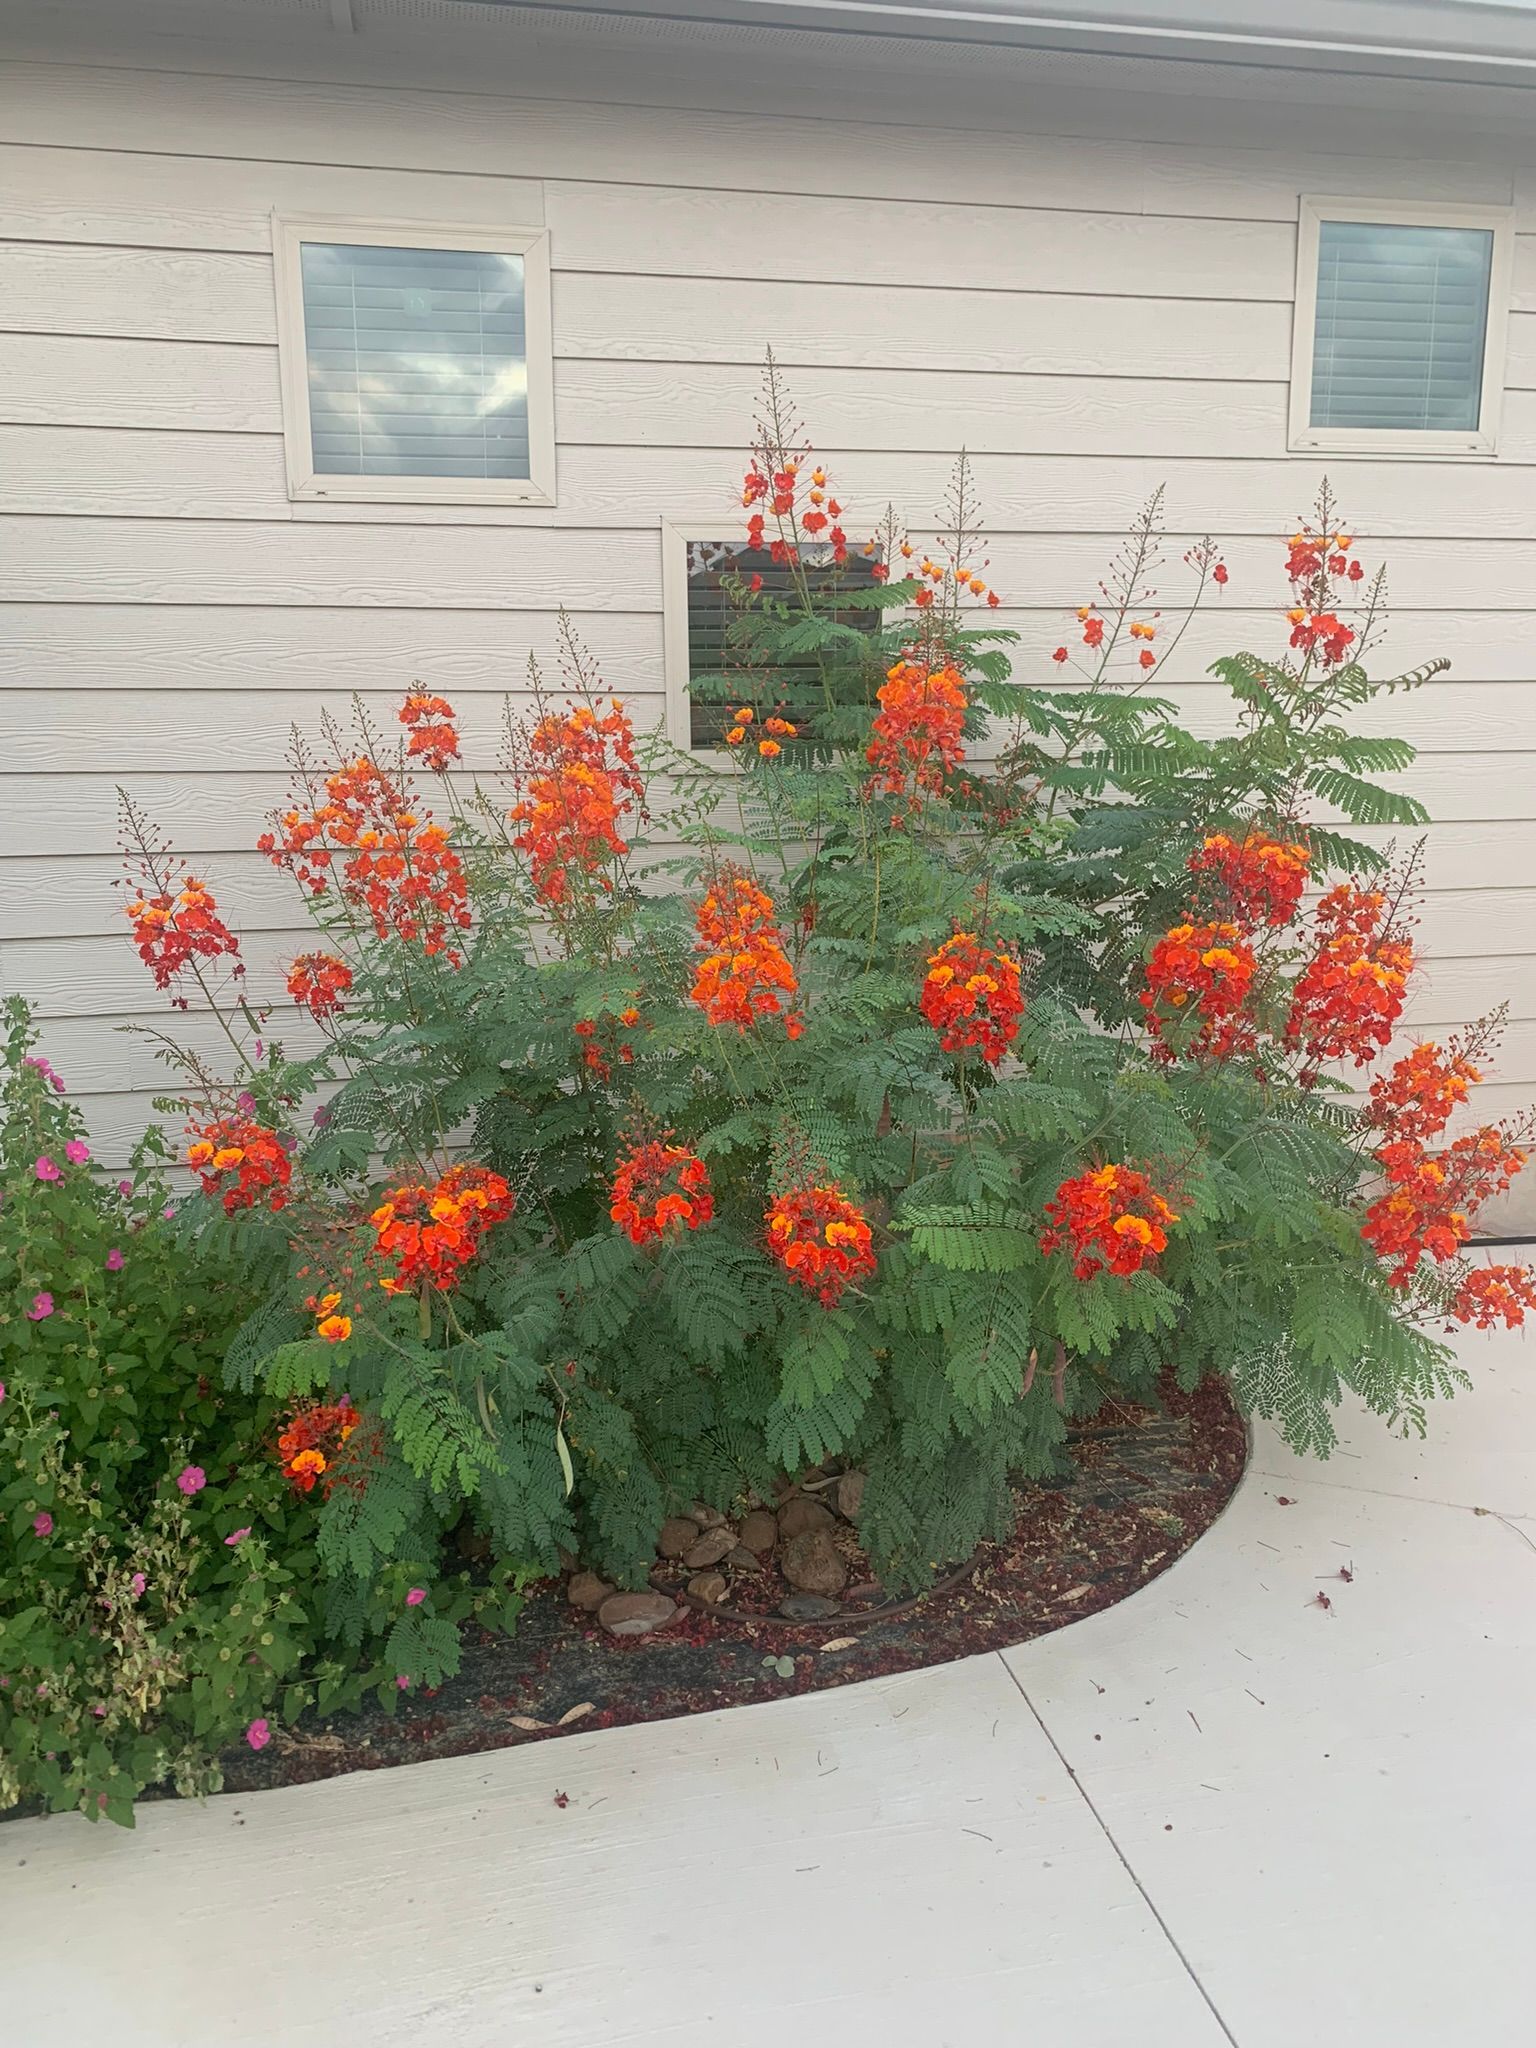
[[0, 60, 1533, 1201]]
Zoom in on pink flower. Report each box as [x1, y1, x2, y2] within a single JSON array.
[[312, 1105, 331, 1129], [24, 1055, 52, 1077], [406, 1587, 427, 1607], [106, 1247, 125, 1272], [176, 1465, 206, 1496], [34, 1157, 61, 1182], [26, 1292, 53, 1321], [64, 1140, 90, 1165], [118, 1179, 134, 1197], [396, 1675, 412, 1690], [225, 1526, 251, 1547], [52, 1076, 65, 1094], [245, 1718, 271, 1751], [33, 1511, 53, 1537], [162, 1205, 176, 1221], [0, 1381, 6, 1404], [130, 1572, 146, 1597]]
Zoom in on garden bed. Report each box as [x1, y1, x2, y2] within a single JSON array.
[[215, 1373, 1245, 1798]]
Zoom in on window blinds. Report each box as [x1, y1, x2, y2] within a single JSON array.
[[1309, 219, 1494, 433], [299, 242, 529, 478], [685, 544, 882, 749]]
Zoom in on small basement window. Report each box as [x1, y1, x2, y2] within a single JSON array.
[[272, 218, 555, 504], [1289, 198, 1513, 455], [661, 525, 884, 753]]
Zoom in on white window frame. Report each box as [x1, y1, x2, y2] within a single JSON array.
[[1289, 196, 1514, 458], [272, 215, 556, 505]]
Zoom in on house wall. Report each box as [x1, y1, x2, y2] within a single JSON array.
[[1, 32, 1534, 1217]]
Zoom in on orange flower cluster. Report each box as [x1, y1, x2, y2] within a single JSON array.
[[1287, 606, 1355, 668], [1040, 1164, 1179, 1282], [1449, 1265, 1536, 1330], [765, 1183, 877, 1307], [743, 456, 851, 567], [124, 876, 243, 991], [187, 1117, 292, 1216], [864, 658, 969, 803], [1286, 883, 1412, 1070], [574, 1005, 643, 1081], [1362, 1127, 1527, 1286], [903, 548, 1003, 611], [725, 708, 798, 754], [399, 691, 461, 774], [919, 932, 1025, 1064], [287, 950, 353, 1018], [370, 1162, 515, 1295], [1139, 922, 1257, 1061], [276, 1397, 359, 1496], [690, 871, 802, 1035], [609, 1139, 715, 1246], [1188, 832, 1310, 928], [1283, 523, 1364, 669], [259, 758, 471, 964], [310, 1290, 353, 1344], [509, 700, 643, 910], [1365, 1040, 1482, 1145]]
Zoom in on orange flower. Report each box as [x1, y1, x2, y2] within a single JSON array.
[[1139, 922, 1257, 1062], [765, 1183, 877, 1307], [317, 1314, 352, 1344], [690, 870, 800, 1033], [398, 691, 461, 774], [864, 658, 968, 807], [276, 1397, 360, 1495], [610, 1139, 715, 1246], [1365, 1041, 1482, 1145], [726, 727, 746, 747], [508, 700, 644, 911], [124, 875, 243, 992], [1188, 832, 1310, 928], [758, 739, 782, 759], [920, 932, 1025, 1064], [186, 1117, 291, 1217], [371, 1162, 515, 1294], [1040, 1164, 1178, 1281], [1286, 883, 1412, 1069], [261, 756, 471, 964], [286, 950, 353, 1018], [1362, 1126, 1526, 1286]]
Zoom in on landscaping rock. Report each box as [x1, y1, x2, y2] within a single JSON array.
[[687, 1571, 728, 1604], [688, 1503, 729, 1529], [566, 1571, 613, 1613], [777, 1496, 835, 1540], [781, 1527, 848, 1597], [779, 1592, 842, 1621], [682, 1526, 736, 1571], [657, 1516, 701, 1560], [738, 1509, 779, 1554], [597, 1591, 680, 1637], [726, 1544, 763, 1571], [835, 1469, 866, 1521]]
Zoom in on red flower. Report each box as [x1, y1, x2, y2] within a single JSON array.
[[286, 951, 353, 1018], [124, 876, 243, 991], [370, 1163, 515, 1295], [1040, 1164, 1178, 1281], [690, 870, 799, 1032], [1138, 648, 1156, 670], [263, 757, 471, 964], [1139, 921, 1257, 1062], [1286, 883, 1412, 1069], [1213, 563, 1229, 585], [1365, 1040, 1482, 1145], [509, 699, 644, 911], [1051, 647, 1069, 664], [1450, 1264, 1536, 1330], [398, 691, 461, 774], [186, 1118, 292, 1217], [919, 932, 1025, 1064], [1362, 1127, 1526, 1287], [765, 1182, 877, 1307], [864, 658, 968, 806], [610, 1139, 714, 1246], [1187, 831, 1310, 928]]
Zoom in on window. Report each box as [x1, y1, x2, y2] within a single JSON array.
[[272, 218, 555, 504], [1290, 198, 1513, 455], [660, 523, 884, 753]]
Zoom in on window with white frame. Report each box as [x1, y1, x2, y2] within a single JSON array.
[[272, 218, 555, 504], [1289, 198, 1513, 455], [660, 523, 884, 753]]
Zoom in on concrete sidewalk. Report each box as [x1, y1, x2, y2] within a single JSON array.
[[4, 1322, 1531, 2047]]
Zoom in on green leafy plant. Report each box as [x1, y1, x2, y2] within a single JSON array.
[[92, 364, 1533, 1664]]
